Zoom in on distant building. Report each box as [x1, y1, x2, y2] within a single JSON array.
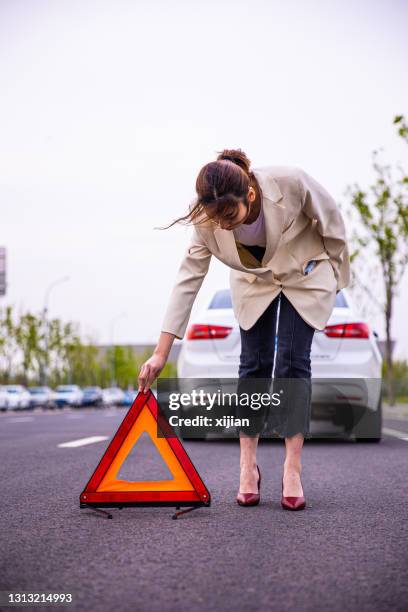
[[97, 338, 392, 364], [96, 342, 182, 363]]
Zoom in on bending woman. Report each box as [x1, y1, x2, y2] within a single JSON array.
[[137, 149, 350, 511]]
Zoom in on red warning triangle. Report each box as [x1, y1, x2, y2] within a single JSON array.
[[80, 389, 210, 509]]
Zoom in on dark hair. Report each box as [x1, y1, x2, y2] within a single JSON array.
[[156, 148, 255, 230]]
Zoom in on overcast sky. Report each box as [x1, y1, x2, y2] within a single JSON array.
[[1, 0, 407, 358]]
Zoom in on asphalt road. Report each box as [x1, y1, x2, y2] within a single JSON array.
[[1, 406, 407, 612]]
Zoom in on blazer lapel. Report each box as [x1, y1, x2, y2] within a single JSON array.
[[213, 166, 286, 270]]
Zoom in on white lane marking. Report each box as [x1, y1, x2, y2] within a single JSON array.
[[6, 416, 34, 422], [58, 436, 109, 448], [382, 427, 408, 441]]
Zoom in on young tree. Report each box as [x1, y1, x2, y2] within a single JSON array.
[[15, 312, 42, 384], [0, 305, 19, 383], [345, 114, 408, 406]]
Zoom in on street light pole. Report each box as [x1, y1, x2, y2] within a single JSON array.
[[109, 312, 126, 387], [41, 276, 70, 386]]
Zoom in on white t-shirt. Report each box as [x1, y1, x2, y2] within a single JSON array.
[[233, 204, 266, 246]]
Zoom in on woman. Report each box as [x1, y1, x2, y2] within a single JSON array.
[[137, 149, 350, 511]]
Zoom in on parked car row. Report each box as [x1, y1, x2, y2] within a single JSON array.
[[0, 384, 138, 411]]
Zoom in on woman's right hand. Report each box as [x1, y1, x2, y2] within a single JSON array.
[[138, 352, 167, 394]]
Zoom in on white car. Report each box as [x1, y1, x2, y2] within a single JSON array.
[[28, 386, 56, 408], [54, 385, 84, 408], [2, 385, 32, 410], [176, 288, 383, 441], [102, 387, 125, 406], [0, 386, 10, 411]]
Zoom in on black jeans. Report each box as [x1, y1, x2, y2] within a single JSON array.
[[235, 291, 315, 439]]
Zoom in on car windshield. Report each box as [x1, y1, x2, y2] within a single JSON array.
[[56, 386, 77, 392], [208, 290, 233, 309], [30, 388, 46, 394], [334, 292, 348, 307]]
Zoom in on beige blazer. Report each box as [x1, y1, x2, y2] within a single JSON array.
[[161, 165, 351, 340]]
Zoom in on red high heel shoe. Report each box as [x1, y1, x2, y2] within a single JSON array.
[[281, 476, 306, 511], [237, 465, 261, 506]]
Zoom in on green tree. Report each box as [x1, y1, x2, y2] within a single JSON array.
[[109, 345, 137, 388], [0, 305, 19, 383], [14, 312, 43, 384], [345, 114, 408, 406], [0, 304, 179, 390], [67, 341, 101, 387]]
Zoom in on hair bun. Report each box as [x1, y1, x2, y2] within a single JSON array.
[[216, 148, 251, 175]]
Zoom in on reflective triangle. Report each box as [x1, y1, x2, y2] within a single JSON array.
[[80, 390, 210, 506]]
